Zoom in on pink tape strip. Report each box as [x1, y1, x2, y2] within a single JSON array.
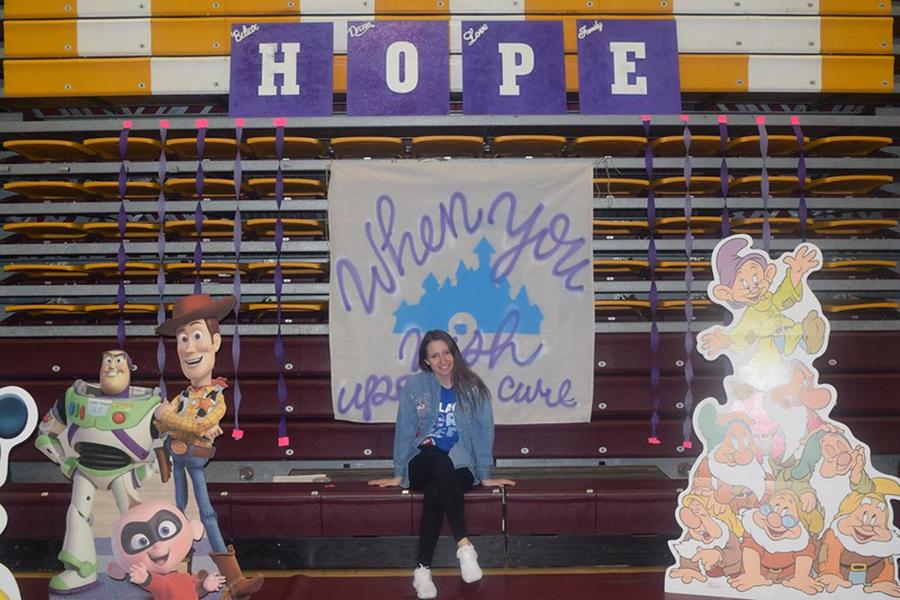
[[641, 114, 652, 122], [123, 120, 133, 129], [160, 119, 170, 129], [680, 114, 689, 123], [278, 436, 290, 447], [755, 115, 766, 125], [231, 428, 244, 441], [790, 115, 800, 125], [273, 117, 288, 127], [195, 118, 209, 128], [718, 115, 728, 124], [682, 440, 693, 449], [235, 117, 246, 128], [648, 437, 662, 445]]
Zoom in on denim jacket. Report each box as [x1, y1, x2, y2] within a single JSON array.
[[392, 371, 495, 488]]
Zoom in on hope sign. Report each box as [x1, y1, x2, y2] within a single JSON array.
[[229, 20, 680, 117]]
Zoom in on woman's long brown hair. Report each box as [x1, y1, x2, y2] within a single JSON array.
[[418, 329, 491, 406]]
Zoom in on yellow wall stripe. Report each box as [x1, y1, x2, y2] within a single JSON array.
[[5, 54, 889, 96], [3, 0, 889, 18], [820, 17, 892, 54]]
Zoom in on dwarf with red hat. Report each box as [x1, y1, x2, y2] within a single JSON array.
[[154, 294, 263, 599]]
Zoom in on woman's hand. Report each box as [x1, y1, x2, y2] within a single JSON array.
[[481, 478, 516, 487], [368, 476, 402, 487]]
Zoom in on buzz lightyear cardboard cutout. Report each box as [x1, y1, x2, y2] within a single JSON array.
[[666, 235, 900, 599]]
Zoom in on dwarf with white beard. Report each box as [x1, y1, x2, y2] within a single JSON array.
[[818, 479, 900, 597], [692, 402, 769, 516], [730, 487, 824, 595], [789, 427, 873, 530], [669, 493, 744, 584]]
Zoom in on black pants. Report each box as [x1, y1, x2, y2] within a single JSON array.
[[408, 446, 475, 567]]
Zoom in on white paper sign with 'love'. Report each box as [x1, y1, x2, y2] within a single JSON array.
[[328, 160, 595, 425]]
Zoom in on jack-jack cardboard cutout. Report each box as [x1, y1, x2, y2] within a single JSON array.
[[0, 385, 38, 600], [666, 235, 900, 599], [154, 294, 263, 599], [107, 501, 225, 599], [34, 351, 164, 595]]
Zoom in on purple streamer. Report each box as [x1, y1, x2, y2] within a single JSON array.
[[681, 119, 695, 447], [193, 126, 207, 294], [643, 118, 661, 444], [117, 126, 129, 350], [275, 123, 288, 442], [718, 119, 730, 237], [232, 121, 244, 436], [157, 122, 169, 400], [757, 119, 771, 252], [792, 119, 808, 242]]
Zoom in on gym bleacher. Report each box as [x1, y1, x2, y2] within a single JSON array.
[[0, 1, 898, 597]]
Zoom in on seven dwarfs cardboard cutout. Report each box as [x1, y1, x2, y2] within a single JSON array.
[[666, 234, 900, 599]]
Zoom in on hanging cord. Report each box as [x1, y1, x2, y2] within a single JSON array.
[[680, 115, 694, 451], [274, 117, 290, 449], [193, 119, 209, 293], [756, 116, 771, 253], [642, 116, 661, 446], [116, 122, 131, 350], [791, 115, 808, 242], [156, 120, 170, 399], [232, 118, 245, 440], [718, 115, 730, 237]]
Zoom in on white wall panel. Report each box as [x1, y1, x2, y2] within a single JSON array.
[[748, 55, 821, 92], [77, 19, 151, 56]]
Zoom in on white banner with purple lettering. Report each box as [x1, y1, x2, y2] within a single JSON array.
[[328, 160, 595, 424]]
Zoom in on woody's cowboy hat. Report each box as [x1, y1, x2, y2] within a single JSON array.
[[156, 293, 236, 336]]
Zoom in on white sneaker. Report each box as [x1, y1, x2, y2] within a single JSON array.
[[413, 565, 438, 599], [456, 544, 483, 583]]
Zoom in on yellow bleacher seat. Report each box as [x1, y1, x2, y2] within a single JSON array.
[[410, 135, 484, 158], [166, 137, 254, 160], [83, 137, 168, 161], [247, 178, 326, 198], [3, 263, 87, 279], [163, 219, 236, 238], [3, 222, 88, 240], [730, 217, 813, 236], [167, 177, 252, 198], [82, 222, 161, 239], [246, 261, 328, 278], [729, 175, 805, 196], [4, 181, 95, 200], [165, 262, 246, 277], [593, 178, 650, 197], [593, 220, 650, 236], [808, 219, 897, 236], [331, 136, 405, 158], [804, 174, 894, 196], [5, 303, 85, 317], [83, 304, 159, 315], [594, 299, 650, 320], [803, 136, 893, 157], [654, 216, 723, 235], [822, 259, 897, 273], [725, 135, 808, 157], [651, 176, 722, 196], [244, 218, 325, 237], [655, 260, 712, 275], [83, 181, 172, 199], [568, 136, 647, 157], [83, 262, 160, 278], [246, 136, 325, 159], [822, 300, 900, 315], [658, 299, 714, 311], [491, 135, 567, 157], [3, 139, 98, 162], [593, 259, 649, 275], [649, 135, 720, 157], [245, 301, 327, 315]]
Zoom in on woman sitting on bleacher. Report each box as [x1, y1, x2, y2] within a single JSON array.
[[369, 329, 515, 599]]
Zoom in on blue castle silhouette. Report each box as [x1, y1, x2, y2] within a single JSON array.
[[393, 237, 543, 334]]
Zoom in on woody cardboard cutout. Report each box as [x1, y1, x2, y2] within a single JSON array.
[[666, 235, 900, 599], [155, 294, 263, 599]]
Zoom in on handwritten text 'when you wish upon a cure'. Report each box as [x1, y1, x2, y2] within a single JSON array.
[[334, 190, 590, 421]]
